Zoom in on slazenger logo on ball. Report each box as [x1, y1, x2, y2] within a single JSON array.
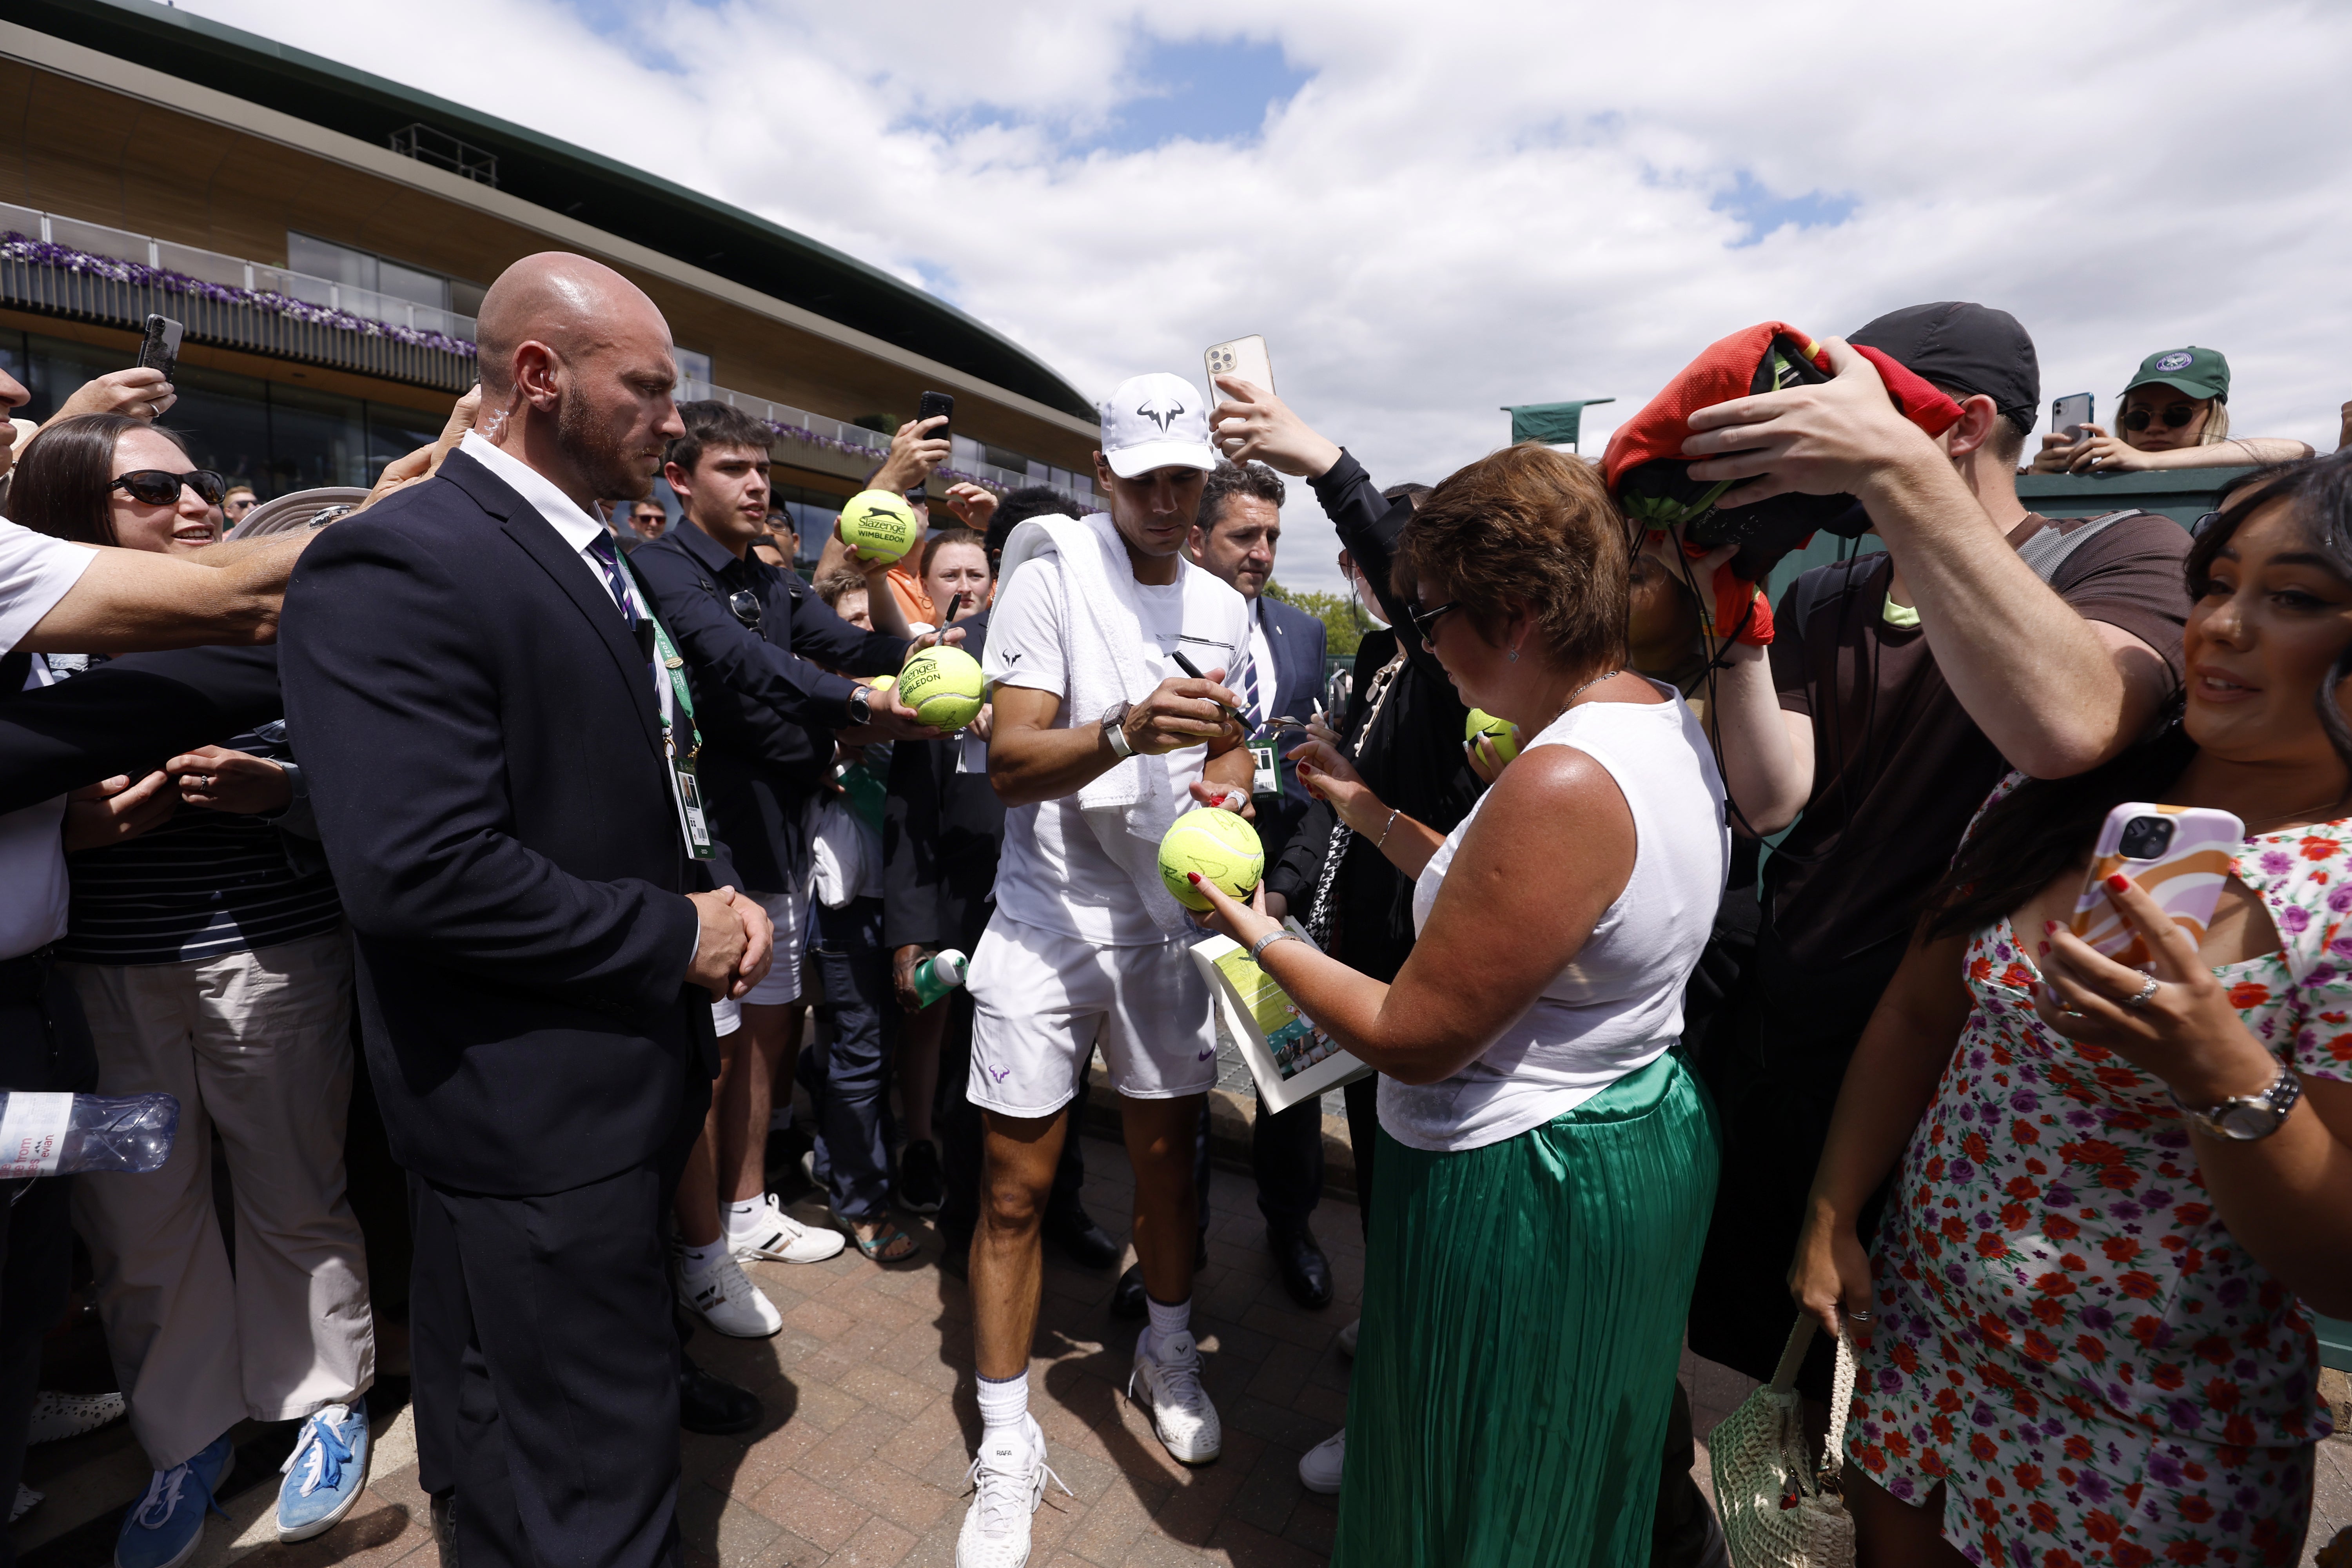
[[2156, 351, 2194, 372]]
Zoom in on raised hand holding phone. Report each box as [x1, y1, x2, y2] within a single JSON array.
[[2066, 802, 2243, 967]]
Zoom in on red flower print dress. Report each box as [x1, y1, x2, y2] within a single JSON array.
[[1847, 797, 2351, 1568]]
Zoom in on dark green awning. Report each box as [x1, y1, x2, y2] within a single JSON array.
[[1502, 399, 1615, 448]]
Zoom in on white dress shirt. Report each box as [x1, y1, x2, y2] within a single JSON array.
[[0, 657, 69, 960]]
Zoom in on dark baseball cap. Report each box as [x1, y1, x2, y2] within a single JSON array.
[[1849, 301, 2039, 434], [2125, 345, 2229, 403]]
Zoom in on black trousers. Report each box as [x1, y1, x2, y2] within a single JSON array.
[[1192, 1084, 1325, 1237], [935, 983, 1087, 1254], [408, 1163, 682, 1568]]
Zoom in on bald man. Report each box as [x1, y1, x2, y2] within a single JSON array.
[[280, 253, 771, 1567]]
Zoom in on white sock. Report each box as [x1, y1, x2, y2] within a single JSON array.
[[679, 1238, 728, 1274], [976, 1372, 1029, 1437], [724, 1197, 766, 1242], [1143, 1294, 1192, 1357]]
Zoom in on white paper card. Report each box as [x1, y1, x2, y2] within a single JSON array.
[[1189, 920, 1371, 1115], [0, 1092, 72, 1178]]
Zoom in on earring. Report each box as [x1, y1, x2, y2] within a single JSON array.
[[1507, 647, 1519, 663]]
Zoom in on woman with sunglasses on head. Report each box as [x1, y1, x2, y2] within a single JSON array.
[[1188, 441, 1729, 1565], [12, 413, 378, 1559], [1787, 453, 2352, 1567], [2033, 346, 2313, 475]]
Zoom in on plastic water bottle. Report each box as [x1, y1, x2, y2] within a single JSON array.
[[910, 949, 969, 1010], [0, 1093, 179, 1178]]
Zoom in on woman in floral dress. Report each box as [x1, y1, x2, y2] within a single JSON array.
[[1791, 456, 2352, 1568]]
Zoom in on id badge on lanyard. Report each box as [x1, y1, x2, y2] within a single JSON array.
[[646, 615, 715, 860], [1249, 738, 1282, 799]]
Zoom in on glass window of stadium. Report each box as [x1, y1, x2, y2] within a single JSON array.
[[0, 328, 448, 500]]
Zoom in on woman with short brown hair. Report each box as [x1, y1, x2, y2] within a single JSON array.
[[1190, 441, 1729, 1564]]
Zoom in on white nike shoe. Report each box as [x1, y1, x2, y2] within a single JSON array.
[[1129, 1329, 1221, 1464], [1299, 1427, 1345, 1495], [679, 1250, 784, 1338], [956, 1416, 1068, 1568], [728, 1192, 845, 1264]]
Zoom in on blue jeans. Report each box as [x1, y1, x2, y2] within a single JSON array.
[[802, 897, 895, 1225]]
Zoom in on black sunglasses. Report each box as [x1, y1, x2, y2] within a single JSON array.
[[1406, 601, 1457, 642], [2122, 405, 2197, 433], [111, 468, 227, 506], [728, 588, 762, 629]]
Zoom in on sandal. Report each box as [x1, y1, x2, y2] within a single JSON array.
[[851, 1225, 920, 1264]]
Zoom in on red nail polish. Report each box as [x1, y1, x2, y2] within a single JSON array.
[[2107, 873, 2131, 893], [1187, 872, 1201, 883], [2043, 920, 2059, 934], [2037, 942, 2049, 955]]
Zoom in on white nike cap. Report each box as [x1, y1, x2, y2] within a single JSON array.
[[1100, 372, 1217, 480]]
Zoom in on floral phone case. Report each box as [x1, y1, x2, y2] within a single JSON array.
[[2068, 802, 2244, 967]]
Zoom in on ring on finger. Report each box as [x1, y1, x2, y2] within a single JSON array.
[[2123, 974, 2159, 1009]]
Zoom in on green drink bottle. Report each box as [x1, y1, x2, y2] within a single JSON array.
[[911, 948, 969, 1010]]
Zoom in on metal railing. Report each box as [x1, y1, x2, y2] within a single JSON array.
[[388, 123, 499, 189], [0, 203, 480, 344]]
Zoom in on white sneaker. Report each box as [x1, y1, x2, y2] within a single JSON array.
[[679, 1250, 784, 1338], [956, 1416, 1069, 1568], [1298, 1427, 1345, 1495], [1338, 1317, 1359, 1358], [729, 1192, 845, 1264], [1129, 1330, 1221, 1465], [29, 1390, 125, 1445], [11, 1483, 38, 1523]]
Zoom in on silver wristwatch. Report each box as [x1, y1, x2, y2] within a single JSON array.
[[1101, 701, 1136, 759], [2171, 1064, 2303, 1142], [847, 685, 873, 726]]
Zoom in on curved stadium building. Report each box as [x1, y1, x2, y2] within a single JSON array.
[[0, 0, 1102, 548]]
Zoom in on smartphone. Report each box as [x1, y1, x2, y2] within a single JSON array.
[[1205, 336, 1274, 404], [2051, 392, 2093, 443], [2067, 802, 2243, 967], [916, 390, 954, 451], [136, 314, 183, 383]]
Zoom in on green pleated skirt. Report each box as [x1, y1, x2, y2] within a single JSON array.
[[1332, 1051, 1720, 1568]]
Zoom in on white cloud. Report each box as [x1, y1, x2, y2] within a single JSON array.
[[181, 0, 2352, 593]]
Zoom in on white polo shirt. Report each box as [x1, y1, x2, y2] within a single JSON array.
[[0, 521, 98, 960]]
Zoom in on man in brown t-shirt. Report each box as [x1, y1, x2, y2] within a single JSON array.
[[1675, 302, 2192, 1398]]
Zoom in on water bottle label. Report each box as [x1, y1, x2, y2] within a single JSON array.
[[0, 1093, 71, 1177]]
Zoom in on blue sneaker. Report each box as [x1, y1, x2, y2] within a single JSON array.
[[276, 1400, 369, 1542], [114, 1433, 232, 1568]]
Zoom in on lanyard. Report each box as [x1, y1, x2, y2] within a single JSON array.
[[618, 555, 714, 861]]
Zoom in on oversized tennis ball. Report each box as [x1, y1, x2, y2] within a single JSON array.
[[1158, 808, 1265, 912], [868, 674, 896, 693], [896, 645, 985, 729], [1466, 708, 1521, 765], [837, 489, 921, 564]]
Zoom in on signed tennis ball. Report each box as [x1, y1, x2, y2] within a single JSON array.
[[896, 646, 985, 730], [837, 489, 921, 564], [1158, 808, 1265, 912], [1466, 708, 1522, 765]]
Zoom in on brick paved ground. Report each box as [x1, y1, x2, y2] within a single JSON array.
[[13, 1122, 2352, 1566]]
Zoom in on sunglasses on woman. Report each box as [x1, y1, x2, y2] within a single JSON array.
[[1406, 600, 1457, 642], [2121, 405, 2196, 434], [110, 468, 228, 506]]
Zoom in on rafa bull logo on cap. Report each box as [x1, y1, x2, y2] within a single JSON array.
[[1136, 395, 1186, 433]]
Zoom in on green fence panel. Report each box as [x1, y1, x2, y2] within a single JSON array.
[[2318, 1314, 2352, 1372], [2016, 466, 2256, 530]]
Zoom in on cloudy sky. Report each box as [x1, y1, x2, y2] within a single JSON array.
[[185, 0, 2352, 594]]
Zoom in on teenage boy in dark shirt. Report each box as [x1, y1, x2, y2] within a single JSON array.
[[1681, 303, 2194, 1401]]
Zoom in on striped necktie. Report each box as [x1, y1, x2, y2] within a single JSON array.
[[586, 534, 642, 628], [1236, 645, 1263, 732]]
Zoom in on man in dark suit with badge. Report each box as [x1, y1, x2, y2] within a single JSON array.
[[280, 252, 772, 1568]]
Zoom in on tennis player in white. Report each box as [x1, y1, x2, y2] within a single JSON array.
[[956, 373, 1255, 1567]]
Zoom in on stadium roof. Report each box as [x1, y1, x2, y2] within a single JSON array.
[[4, 0, 1096, 419]]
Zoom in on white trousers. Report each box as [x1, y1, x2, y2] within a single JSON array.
[[66, 929, 374, 1471]]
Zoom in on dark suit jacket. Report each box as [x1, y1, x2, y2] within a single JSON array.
[[631, 520, 907, 893], [278, 449, 714, 1196], [883, 610, 1004, 958], [0, 645, 281, 813], [1252, 595, 1328, 864]]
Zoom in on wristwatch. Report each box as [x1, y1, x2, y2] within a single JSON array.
[[847, 685, 874, 726], [1101, 701, 1136, 759], [2171, 1063, 2303, 1141]]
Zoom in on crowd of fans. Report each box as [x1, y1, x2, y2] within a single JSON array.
[[0, 255, 2348, 1568]]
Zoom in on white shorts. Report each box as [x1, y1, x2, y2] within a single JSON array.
[[966, 915, 1216, 1118], [712, 996, 741, 1036], [740, 890, 804, 1006]]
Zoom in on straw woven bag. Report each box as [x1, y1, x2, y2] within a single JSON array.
[[1704, 1318, 1857, 1568]]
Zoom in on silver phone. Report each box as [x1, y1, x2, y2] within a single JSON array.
[[2052, 392, 2093, 442], [1205, 335, 1274, 404]]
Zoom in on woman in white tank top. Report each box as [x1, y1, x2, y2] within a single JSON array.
[[1188, 445, 1728, 1566]]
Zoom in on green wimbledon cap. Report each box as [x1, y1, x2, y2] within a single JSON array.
[[2126, 345, 2229, 402]]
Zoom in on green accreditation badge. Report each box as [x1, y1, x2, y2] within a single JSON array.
[[1249, 737, 1283, 800], [647, 615, 715, 861]]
